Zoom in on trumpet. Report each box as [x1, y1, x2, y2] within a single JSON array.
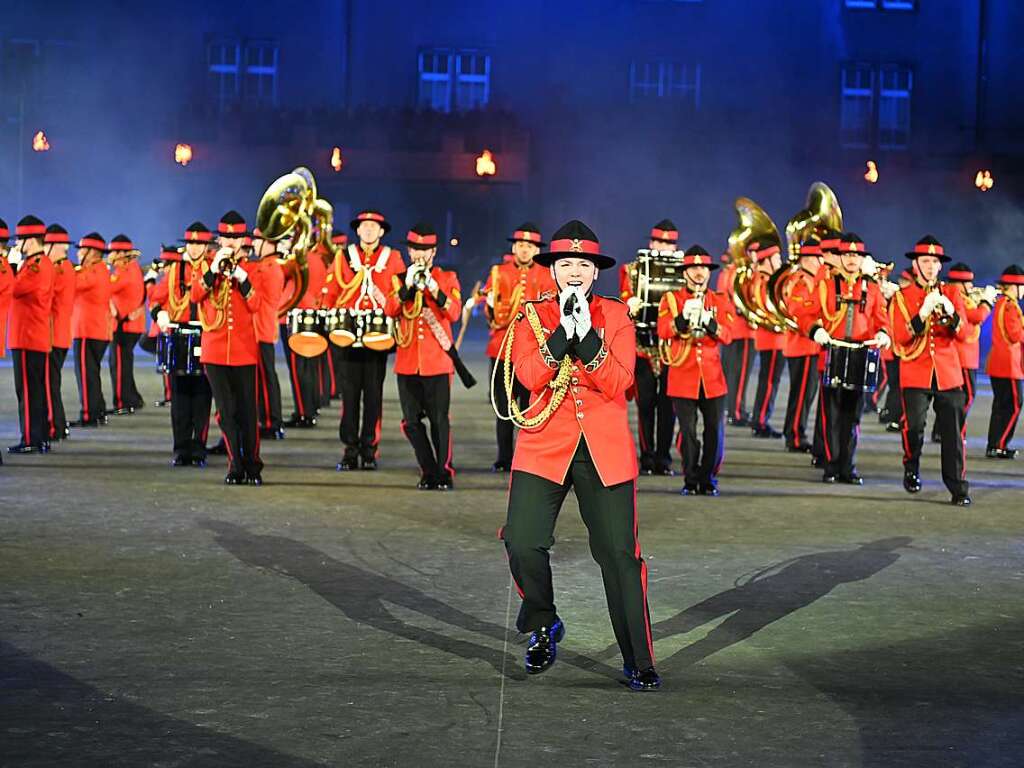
[[411, 263, 430, 291], [216, 247, 243, 275], [690, 285, 708, 339], [927, 282, 955, 326]]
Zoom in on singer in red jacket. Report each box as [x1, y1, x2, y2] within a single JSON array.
[[985, 265, 1024, 458], [107, 234, 146, 414]]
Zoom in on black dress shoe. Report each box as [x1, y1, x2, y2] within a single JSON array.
[[728, 415, 751, 428], [525, 619, 564, 675], [822, 472, 838, 484], [436, 474, 453, 491], [786, 444, 812, 453], [679, 484, 698, 496], [154, 399, 171, 408], [653, 465, 675, 477], [207, 441, 228, 456], [903, 471, 922, 494], [810, 455, 823, 468], [337, 453, 359, 471], [247, 472, 263, 486], [491, 461, 511, 472], [8, 443, 39, 454], [260, 427, 286, 440], [628, 666, 662, 692], [885, 421, 901, 433], [360, 455, 378, 470], [69, 419, 99, 428], [951, 494, 971, 507], [171, 455, 190, 467], [224, 472, 247, 485], [751, 426, 783, 439], [109, 407, 134, 416], [839, 472, 864, 486], [986, 447, 1017, 459], [697, 482, 719, 496], [639, 459, 656, 476], [193, 457, 207, 469], [417, 474, 437, 490]]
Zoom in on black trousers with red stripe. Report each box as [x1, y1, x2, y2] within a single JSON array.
[[932, 368, 976, 440], [47, 347, 69, 439], [318, 351, 335, 407], [109, 329, 143, 410], [634, 356, 675, 470], [783, 355, 819, 450], [338, 347, 389, 459], [397, 373, 452, 482], [503, 440, 654, 671], [280, 327, 320, 420], [170, 372, 212, 461], [988, 377, 1022, 451], [723, 337, 755, 422], [752, 349, 784, 430], [901, 384, 967, 497], [256, 341, 283, 431], [671, 391, 725, 486], [73, 338, 108, 424], [204, 363, 262, 478], [818, 383, 865, 477], [880, 359, 902, 422], [11, 348, 49, 448], [490, 357, 530, 467]]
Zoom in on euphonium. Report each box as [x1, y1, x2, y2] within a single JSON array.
[[691, 284, 708, 340], [728, 197, 784, 332], [256, 167, 317, 317]]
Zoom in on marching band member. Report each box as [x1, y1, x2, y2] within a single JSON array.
[[718, 249, 756, 427], [44, 225, 75, 442], [867, 261, 896, 414], [150, 224, 215, 466], [0, 219, 13, 361], [191, 211, 265, 485], [6, 215, 55, 454], [320, 232, 349, 405], [879, 267, 915, 432], [985, 264, 1024, 459], [797, 234, 890, 484], [281, 235, 327, 428], [107, 234, 146, 415], [70, 233, 112, 427], [485, 222, 555, 472], [781, 238, 825, 453], [144, 249, 174, 407], [657, 245, 735, 496], [808, 230, 842, 466], [499, 220, 658, 690], [749, 240, 786, 438], [385, 223, 462, 490], [937, 262, 995, 443], [250, 228, 286, 440], [325, 209, 405, 471], [890, 236, 971, 506], [621, 219, 680, 475]]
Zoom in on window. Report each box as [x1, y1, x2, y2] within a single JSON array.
[[244, 41, 278, 108], [208, 39, 240, 111], [629, 61, 701, 107], [840, 64, 874, 148], [878, 67, 912, 149], [839, 63, 912, 149], [418, 49, 491, 113]]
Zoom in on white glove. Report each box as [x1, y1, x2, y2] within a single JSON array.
[[558, 287, 576, 337], [144, 268, 159, 283], [880, 280, 899, 300], [210, 247, 232, 274], [426, 275, 439, 294], [486, 291, 496, 308], [869, 331, 892, 349], [982, 285, 998, 305], [370, 283, 387, 306], [860, 255, 878, 277], [698, 309, 714, 328], [919, 291, 940, 319], [232, 264, 249, 283], [7, 245, 23, 270], [938, 295, 955, 316], [626, 296, 643, 316], [571, 288, 592, 339], [405, 266, 420, 288], [156, 310, 171, 333], [813, 327, 832, 346], [682, 298, 703, 323]]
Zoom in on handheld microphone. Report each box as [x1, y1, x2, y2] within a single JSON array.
[[563, 290, 577, 317]]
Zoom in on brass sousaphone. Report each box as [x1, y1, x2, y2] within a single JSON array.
[[728, 197, 785, 332]]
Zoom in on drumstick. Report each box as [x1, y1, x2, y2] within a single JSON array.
[[455, 280, 482, 351]]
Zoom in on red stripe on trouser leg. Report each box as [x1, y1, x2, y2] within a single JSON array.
[[758, 350, 778, 425], [819, 381, 832, 462], [998, 381, 1020, 450], [735, 340, 750, 420], [80, 343, 90, 422], [115, 344, 123, 408], [792, 358, 810, 447], [216, 411, 236, 464], [289, 352, 305, 417], [899, 389, 912, 461], [374, 413, 382, 458], [21, 351, 31, 444], [253, 369, 261, 459], [44, 354, 54, 438], [164, 373, 171, 400], [631, 481, 655, 665], [257, 359, 271, 428]]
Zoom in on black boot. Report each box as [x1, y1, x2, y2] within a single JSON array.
[[525, 619, 565, 675]]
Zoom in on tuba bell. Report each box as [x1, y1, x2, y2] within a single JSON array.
[[728, 197, 784, 332]]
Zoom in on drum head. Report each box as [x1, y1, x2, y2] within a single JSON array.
[[362, 333, 395, 351], [329, 329, 357, 348], [289, 332, 328, 358]]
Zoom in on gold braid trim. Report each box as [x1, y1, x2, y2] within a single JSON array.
[[197, 266, 231, 333], [490, 302, 573, 429], [166, 262, 190, 319], [658, 291, 692, 367], [395, 291, 426, 349], [890, 290, 929, 362]]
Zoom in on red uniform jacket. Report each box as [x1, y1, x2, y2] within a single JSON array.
[[717, 264, 755, 341], [248, 258, 285, 344], [72, 261, 112, 341], [50, 258, 76, 349], [510, 295, 638, 487], [485, 261, 556, 358], [323, 244, 405, 311], [795, 272, 889, 372], [191, 261, 263, 366], [385, 267, 462, 376], [657, 287, 734, 399], [292, 247, 327, 310], [890, 281, 968, 391], [110, 259, 146, 335], [752, 271, 785, 351], [953, 288, 992, 371], [782, 270, 823, 358], [0, 257, 13, 356], [985, 294, 1023, 380], [8, 253, 55, 352], [149, 261, 204, 326]]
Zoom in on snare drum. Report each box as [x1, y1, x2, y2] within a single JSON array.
[[361, 309, 396, 351], [329, 307, 359, 348], [823, 343, 881, 393], [155, 332, 173, 374], [287, 308, 329, 357], [157, 323, 203, 376]]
